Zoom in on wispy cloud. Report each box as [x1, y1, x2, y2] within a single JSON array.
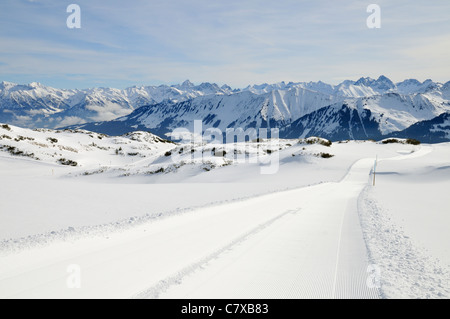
[[0, 0, 449, 88]]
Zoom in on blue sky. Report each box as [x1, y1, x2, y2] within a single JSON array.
[[0, 0, 449, 89]]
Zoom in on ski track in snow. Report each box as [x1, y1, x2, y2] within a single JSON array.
[[133, 208, 301, 299], [358, 145, 450, 299], [0, 180, 326, 255], [0, 145, 438, 299], [156, 158, 381, 299], [359, 190, 450, 299]]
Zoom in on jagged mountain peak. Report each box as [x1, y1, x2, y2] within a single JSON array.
[[377, 75, 393, 82], [221, 84, 232, 91], [180, 79, 195, 88], [0, 81, 16, 88], [354, 76, 376, 86], [398, 79, 422, 86], [197, 82, 220, 90], [29, 82, 45, 89], [376, 75, 395, 87], [354, 75, 395, 91], [396, 78, 439, 94]]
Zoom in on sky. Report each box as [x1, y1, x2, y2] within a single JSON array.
[[0, 0, 449, 89]]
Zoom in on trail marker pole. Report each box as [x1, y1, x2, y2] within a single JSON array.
[[373, 155, 378, 186]]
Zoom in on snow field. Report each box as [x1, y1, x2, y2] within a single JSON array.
[[1, 124, 449, 298]]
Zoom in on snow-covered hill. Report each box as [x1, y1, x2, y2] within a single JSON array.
[[0, 123, 299, 178], [0, 123, 176, 173]]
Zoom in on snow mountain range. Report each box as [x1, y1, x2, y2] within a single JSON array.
[[0, 80, 232, 128], [1, 76, 450, 142]]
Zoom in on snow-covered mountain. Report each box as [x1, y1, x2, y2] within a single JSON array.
[[67, 87, 340, 137], [242, 76, 443, 98], [281, 92, 450, 141], [69, 77, 450, 141], [2, 76, 450, 142], [390, 112, 450, 143], [0, 80, 231, 129]]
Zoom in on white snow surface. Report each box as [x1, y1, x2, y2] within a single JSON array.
[[0, 124, 449, 299]]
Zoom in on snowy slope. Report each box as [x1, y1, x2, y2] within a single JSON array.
[[1, 123, 449, 299], [0, 159, 381, 299], [0, 123, 176, 174], [391, 112, 450, 143], [359, 144, 450, 298]]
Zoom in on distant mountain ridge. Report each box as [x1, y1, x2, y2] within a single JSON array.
[[2, 76, 450, 142], [0, 80, 233, 128]]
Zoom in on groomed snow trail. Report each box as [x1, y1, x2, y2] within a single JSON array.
[[158, 159, 380, 299], [0, 158, 381, 299]]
